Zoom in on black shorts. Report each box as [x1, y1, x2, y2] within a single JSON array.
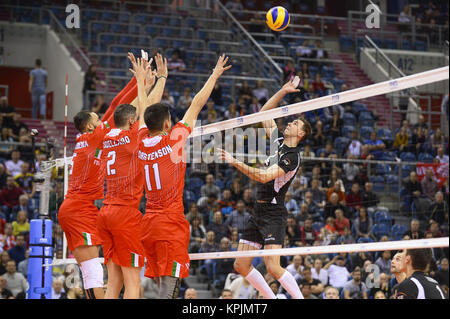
[[240, 202, 288, 248]]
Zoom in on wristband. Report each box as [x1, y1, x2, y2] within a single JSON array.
[[157, 75, 167, 80]]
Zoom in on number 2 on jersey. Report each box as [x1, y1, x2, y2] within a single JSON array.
[[144, 163, 162, 191], [107, 151, 116, 175]]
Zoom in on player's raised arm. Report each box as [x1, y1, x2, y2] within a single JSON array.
[[182, 54, 231, 129], [146, 53, 168, 109], [259, 77, 300, 137], [216, 148, 286, 184], [129, 55, 150, 128]]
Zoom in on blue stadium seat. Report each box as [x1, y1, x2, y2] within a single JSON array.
[[372, 223, 390, 240], [360, 126, 374, 140], [334, 137, 350, 155], [374, 210, 392, 226], [402, 39, 412, 50], [376, 163, 392, 175], [400, 152, 416, 162], [343, 113, 356, 126], [391, 224, 408, 241], [381, 152, 396, 162], [386, 174, 399, 193], [359, 112, 374, 127], [414, 40, 427, 51], [369, 176, 385, 192], [341, 126, 355, 139], [357, 237, 374, 243], [316, 148, 326, 157], [418, 153, 434, 163], [384, 39, 398, 49]]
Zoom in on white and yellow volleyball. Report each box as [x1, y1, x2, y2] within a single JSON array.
[[266, 6, 290, 32]]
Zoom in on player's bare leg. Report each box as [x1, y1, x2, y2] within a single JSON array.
[[72, 245, 105, 299], [234, 242, 276, 299], [104, 260, 124, 299], [121, 266, 141, 299], [264, 244, 304, 299]]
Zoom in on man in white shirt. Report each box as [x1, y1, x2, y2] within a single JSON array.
[[348, 131, 362, 157], [311, 258, 328, 285], [324, 255, 350, 289], [286, 255, 304, 278], [436, 147, 449, 164], [5, 150, 24, 178], [51, 278, 66, 299]]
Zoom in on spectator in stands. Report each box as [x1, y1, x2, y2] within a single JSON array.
[[393, 126, 409, 153], [404, 171, 423, 211], [11, 211, 29, 238], [421, 168, 439, 202], [411, 126, 427, 156], [0, 176, 23, 221], [223, 200, 250, 236], [1, 260, 27, 298], [29, 59, 48, 119], [161, 88, 175, 108], [0, 251, 9, 275], [324, 192, 348, 221], [200, 174, 221, 200], [343, 157, 360, 188], [346, 182, 363, 210], [299, 217, 319, 246], [184, 288, 198, 299], [398, 5, 412, 32], [375, 250, 392, 275], [334, 209, 350, 236], [224, 102, 240, 120], [17, 249, 27, 278], [185, 203, 205, 226], [230, 276, 256, 299], [0, 275, 14, 299], [283, 60, 297, 82], [0, 96, 16, 128], [14, 162, 35, 199], [238, 81, 253, 106], [5, 150, 24, 178], [207, 211, 229, 244], [299, 266, 324, 297], [82, 64, 105, 110], [430, 128, 445, 150], [329, 112, 343, 141], [285, 192, 299, 216], [1, 223, 15, 252], [213, 237, 234, 289], [403, 218, 424, 240], [434, 258, 449, 288], [429, 191, 448, 227], [425, 220, 443, 238], [167, 50, 186, 72], [324, 255, 350, 290], [337, 226, 355, 245], [7, 233, 26, 266], [217, 189, 235, 215], [300, 191, 321, 221], [324, 286, 340, 299], [436, 147, 449, 164], [188, 216, 206, 254], [414, 114, 428, 131], [353, 207, 373, 240], [176, 87, 193, 111], [252, 80, 269, 104], [320, 217, 338, 246], [91, 94, 108, 117], [311, 258, 328, 285], [326, 181, 346, 206], [343, 266, 368, 299], [361, 182, 379, 208], [364, 131, 386, 160], [11, 194, 34, 223], [220, 288, 233, 299], [308, 178, 326, 209], [51, 278, 67, 299]]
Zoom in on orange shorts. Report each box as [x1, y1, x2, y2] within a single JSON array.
[[97, 204, 145, 268], [58, 197, 103, 252], [140, 213, 190, 279]]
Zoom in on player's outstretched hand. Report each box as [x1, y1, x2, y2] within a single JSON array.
[[129, 54, 148, 83], [212, 54, 232, 78], [155, 53, 168, 79], [216, 148, 236, 165], [281, 76, 301, 94]]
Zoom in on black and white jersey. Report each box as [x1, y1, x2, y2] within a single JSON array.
[[394, 271, 448, 299], [256, 129, 301, 205]]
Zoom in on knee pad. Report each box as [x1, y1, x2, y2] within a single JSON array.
[[80, 258, 104, 290]]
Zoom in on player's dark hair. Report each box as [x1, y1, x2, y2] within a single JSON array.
[[114, 104, 136, 128], [74, 111, 92, 133], [35, 59, 41, 67], [298, 117, 312, 140], [144, 103, 170, 132], [406, 248, 432, 271]]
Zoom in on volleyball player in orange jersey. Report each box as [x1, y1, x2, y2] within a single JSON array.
[[138, 54, 231, 298], [58, 53, 154, 299], [97, 53, 168, 299]]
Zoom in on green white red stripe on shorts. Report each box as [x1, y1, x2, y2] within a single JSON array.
[[131, 253, 140, 267], [82, 232, 93, 245], [171, 261, 181, 278]]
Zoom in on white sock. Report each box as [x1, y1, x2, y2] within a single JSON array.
[[278, 270, 304, 299], [245, 268, 276, 299]]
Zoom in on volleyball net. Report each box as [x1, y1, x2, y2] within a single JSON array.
[[43, 65, 449, 267]]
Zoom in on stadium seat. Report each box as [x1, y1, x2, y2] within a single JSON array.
[[372, 223, 390, 240], [385, 174, 399, 193], [391, 224, 408, 241], [359, 112, 374, 127], [381, 152, 396, 162], [360, 126, 374, 140], [376, 163, 392, 175], [357, 237, 374, 243], [312, 222, 324, 233], [369, 175, 385, 192], [374, 210, 392, 227], [334, 137, 350, 155], [343, 113, 356, 126], [400, 152, 416, 162], [418, 153, 434, 163]]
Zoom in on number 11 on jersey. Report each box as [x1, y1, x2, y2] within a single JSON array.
[[144, 163, 162, 191]]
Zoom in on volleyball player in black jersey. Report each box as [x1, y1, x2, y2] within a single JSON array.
[[217, 78, 312, 299], [394, 248, 448, 299]]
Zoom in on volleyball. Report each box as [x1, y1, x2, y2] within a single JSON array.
[[266, 6, 290, 32]]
